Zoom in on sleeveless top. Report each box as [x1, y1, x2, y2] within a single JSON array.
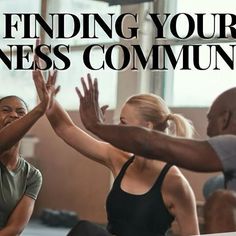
[[106, 156, 174, 236]]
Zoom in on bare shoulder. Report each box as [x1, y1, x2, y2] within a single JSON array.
[[162, 166, 193, 198]]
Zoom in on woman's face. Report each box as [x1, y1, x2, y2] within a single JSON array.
[[119, 103, 148, 127], [0, 97, 27, 130]]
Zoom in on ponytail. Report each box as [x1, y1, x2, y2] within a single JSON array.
[[125, 93, 195, 138], [167, 113, 195, 138]]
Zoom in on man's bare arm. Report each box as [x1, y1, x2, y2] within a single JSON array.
[[77, 75, 222, 173], [88, 123, 222, 172]]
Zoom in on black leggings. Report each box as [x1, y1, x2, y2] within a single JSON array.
[[67, 220, 112, 236]]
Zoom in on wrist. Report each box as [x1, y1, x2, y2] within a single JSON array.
[[35, 102, 47, 116], [86, 120, 101, 133]]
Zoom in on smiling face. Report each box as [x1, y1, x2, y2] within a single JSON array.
[[0, 96, 28, 130]]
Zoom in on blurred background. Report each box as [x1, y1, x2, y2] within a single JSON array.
[[1, 0, 236, 232]]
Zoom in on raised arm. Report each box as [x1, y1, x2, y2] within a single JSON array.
[[32, 57, 118, 167], [47, 99, 112, 166], [78, 76, 223, 172], [0, 78, 51, 155]]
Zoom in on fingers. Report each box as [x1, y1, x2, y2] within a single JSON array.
[[52, 70, 57, 85], [41, 77, 47, 94], [55, 85, 60, 95], [75, 87, 83, 100], [87, 73, 93, 90], [47, 70, 57, 86], [32, 69, 38, 80], [101, 105, 109, 114], [81, 77, 88, 94], [32, 70, 43, 87], [34, 38, 41, 69], [94, 78, 98, 101], [36, 38, 41, 47], [78, 74, 100, 101], [47, 70, 55, 87]]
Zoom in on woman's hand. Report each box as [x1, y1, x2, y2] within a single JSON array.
[[32, 69, 59, 114], [32, 39, 60, 114]]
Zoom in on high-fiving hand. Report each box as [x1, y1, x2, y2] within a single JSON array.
[[32, 39, 60, 113], [76, 74, 108, 132]]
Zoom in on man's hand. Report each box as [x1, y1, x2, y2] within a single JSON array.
[[76, 74, 107, 131]]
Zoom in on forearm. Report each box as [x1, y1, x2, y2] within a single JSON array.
[[89, 123, 161, 158], [0, 226, 22, 236], [46, 100, 74, 135], [47, 103, 111, 164], [0, 196, 34, 236], [89, 123, 222, 172], [0, 104, 44, 154]]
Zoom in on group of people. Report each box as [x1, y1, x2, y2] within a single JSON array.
[[0, 52, 236, 236]]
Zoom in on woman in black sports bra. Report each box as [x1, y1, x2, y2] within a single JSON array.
[[33, 71, 199, 236], [103, 93, 199, 236]]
